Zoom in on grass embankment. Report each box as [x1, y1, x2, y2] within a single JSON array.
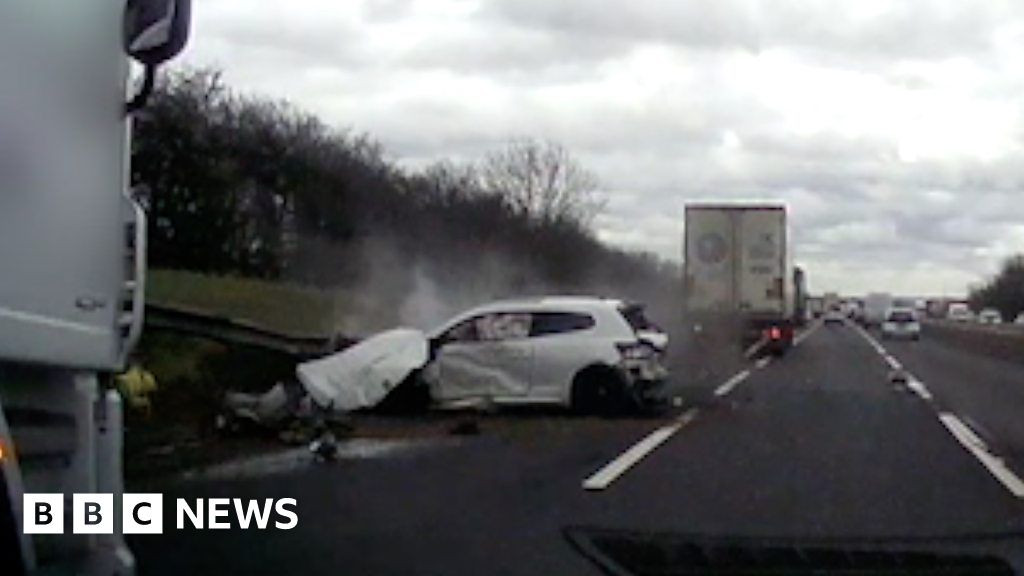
[[128, 270, 345, 480], [147, 269, 342, 336]]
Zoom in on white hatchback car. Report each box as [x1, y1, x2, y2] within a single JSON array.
[[823, 308, 845, 325], [421, 297, 668, 413], [881, 307, 921, 340]]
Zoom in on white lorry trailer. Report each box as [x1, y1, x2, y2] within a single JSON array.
[[0, 2, 190, 573], [863, 293, 894, 327], [683, 204, 797, 355]]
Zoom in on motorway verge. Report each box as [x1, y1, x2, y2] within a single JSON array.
[[923, 320, 1024, 366]]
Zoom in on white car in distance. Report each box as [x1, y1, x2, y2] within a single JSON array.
[[946, 303, 974, 323], [823, 307, 845, 325], [881, 307, 921, 340], [977, 308, 1003, 325]]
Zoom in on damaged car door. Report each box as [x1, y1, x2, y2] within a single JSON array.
[[430, 312, 534, 403]]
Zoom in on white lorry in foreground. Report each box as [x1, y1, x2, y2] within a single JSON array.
[[683, 204, 798, 355], [0, 1, 190, 573]]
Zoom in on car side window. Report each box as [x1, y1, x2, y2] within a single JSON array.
[[529, 312, 595, 337], [441, 318, 479, 344], [477, 313, 532, 341]]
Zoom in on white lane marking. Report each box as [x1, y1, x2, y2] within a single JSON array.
[[744, 339, 767, 359], [906, 378, 933, 401], [854, 324, 887, 355], [793, 323, 820, 347], [714, 370, 751, 397], [582, 408, 699, 491], [854, 324, 1024, 498], [754, 357, 771, 369], [676, 407, 699, 424], [582, 354, 770, 492], [939, 413, 1024, 498], [853, 324, 899, 364], [856, 327, 935, 400], [882, 354, 902, 370]]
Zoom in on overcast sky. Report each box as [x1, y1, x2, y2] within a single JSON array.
[[179, 0, 1024, 296]]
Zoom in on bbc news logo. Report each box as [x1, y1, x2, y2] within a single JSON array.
[[23, 494, 298, 534]]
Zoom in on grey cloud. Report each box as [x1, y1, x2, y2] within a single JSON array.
[[401, 25, 632, 75], [481, 0, 1011, 61], [180, 0, 1024, 294], [480, 0, 762, 52], [360, 0, 415, 23]]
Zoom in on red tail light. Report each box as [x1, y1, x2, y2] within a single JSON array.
[[767, 327, 782, 340]]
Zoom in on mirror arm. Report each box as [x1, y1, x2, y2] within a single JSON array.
[[125, 64, 157, 115]]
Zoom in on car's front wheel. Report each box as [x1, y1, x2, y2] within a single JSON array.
[[571, 365, 632, 416]]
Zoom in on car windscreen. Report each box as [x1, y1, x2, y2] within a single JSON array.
[[888, 311, 915, 323]]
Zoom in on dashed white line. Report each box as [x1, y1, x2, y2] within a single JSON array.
[[582, 325, 811, 492], [905, 378, 933, 401], [714, 370, 751, 397], [854, 325, 1024, 499], [582, 409, 698, 491], [676, 407, 699, 425], [939, 413, 1024, 498], [854, 325, 887, 355], [882, 354, 902, 370], [744, 339, 767, 359]]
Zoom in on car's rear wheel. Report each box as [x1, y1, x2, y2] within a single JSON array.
[[572, 366, 631, 416]]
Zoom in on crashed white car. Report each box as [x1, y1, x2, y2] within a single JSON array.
[[297, 297, 669, 414]]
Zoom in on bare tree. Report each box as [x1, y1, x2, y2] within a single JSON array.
[[417, 160, 481, 206], [478, 138, 603, 227]]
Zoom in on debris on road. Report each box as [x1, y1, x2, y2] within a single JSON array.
[[180, 437, 456, 482], [309, 429, 340, 462], [888, 368, 910, 393], [222, 381, 307, 429], [449, 419, 481, 436]]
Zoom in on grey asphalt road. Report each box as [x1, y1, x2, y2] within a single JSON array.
[[129, 321, 1024, 574]]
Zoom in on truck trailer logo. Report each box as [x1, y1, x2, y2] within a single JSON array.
[[23, 494, 298, 534], [696, 233, 728, 264]]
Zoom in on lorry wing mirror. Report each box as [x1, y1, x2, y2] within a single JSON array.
[[123, 0, 191, 113], [124, 0, 191, 66]]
